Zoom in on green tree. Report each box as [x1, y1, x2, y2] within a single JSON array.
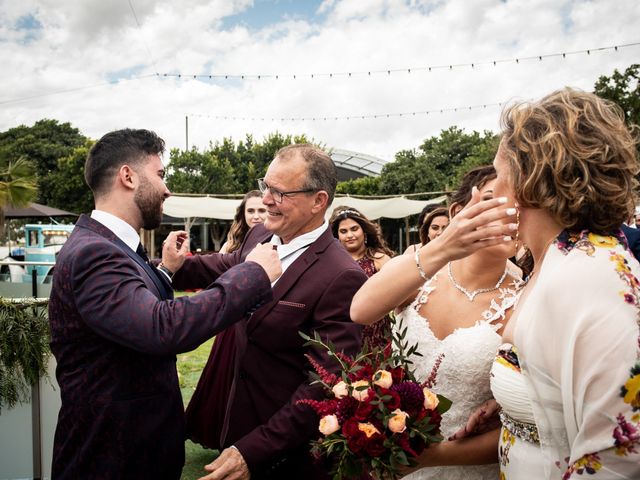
[[46, 141, 95, 215], [0, 119, 87, 207], [379, 127, 498, 195], [166, 148, 239, 194], [594, 64, 640, 128], [0, 157, 38, 234], [336, 176, 381, 195], [166, 132, 311, 194]]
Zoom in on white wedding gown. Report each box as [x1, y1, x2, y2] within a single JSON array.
[[396, 273, 519, 480]]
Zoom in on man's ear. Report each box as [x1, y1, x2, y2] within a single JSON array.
[[311, 190, 329, 214], [117, 165, 136, 190]]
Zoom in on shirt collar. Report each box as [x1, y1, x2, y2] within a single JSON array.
[[270, 220, 328, 249], [91, 210, 141, 252]]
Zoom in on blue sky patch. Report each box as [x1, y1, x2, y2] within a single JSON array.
[[14, 13, 42, 44], [221, 0, 325, 30]]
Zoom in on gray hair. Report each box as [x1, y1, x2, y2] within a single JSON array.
[[275, 144, 337, 205]]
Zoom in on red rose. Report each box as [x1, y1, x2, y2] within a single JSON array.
[[390, 366, 405, 384], [396, 432, 418, 457], [354, 399, 376, 421], [342, 418, 361, 438], [364, 433, 386, 457], [378, 387, 401, 410], [352, 364, 374, 381]]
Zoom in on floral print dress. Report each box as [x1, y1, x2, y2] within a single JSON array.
[[504, 230, 640, 479]]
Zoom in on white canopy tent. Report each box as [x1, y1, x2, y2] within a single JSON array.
[[163, 194, 447, 221]]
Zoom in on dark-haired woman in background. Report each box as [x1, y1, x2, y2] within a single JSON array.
[[185, 190, 266, 450], [403, 207, 449, 255], [330, 206, 394, 348], [220, 190, 266, 253]]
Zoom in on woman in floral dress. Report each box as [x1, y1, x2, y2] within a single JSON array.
[[490, 87, 640, 479]]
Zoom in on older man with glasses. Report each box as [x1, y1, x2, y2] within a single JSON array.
[[162, 144, 367, 479]]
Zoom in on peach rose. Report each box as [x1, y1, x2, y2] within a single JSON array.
[[351, 380, 371, 401], [388, 409, 409, 433], [423, 387, 439, 410], [358, 422, 380, 438], [319, 414, 340, 435], [373, 369, 393, 389], [332, 380, 349, 399]]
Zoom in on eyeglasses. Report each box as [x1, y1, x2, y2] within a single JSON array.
[[257, 178, 316, 204]]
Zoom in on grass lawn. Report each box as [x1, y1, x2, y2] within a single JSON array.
[[175, 290, 220, 480]]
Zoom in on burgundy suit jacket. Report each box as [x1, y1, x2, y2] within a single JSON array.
[[48, 215, 272, 479], [172, 224, 367, 478]]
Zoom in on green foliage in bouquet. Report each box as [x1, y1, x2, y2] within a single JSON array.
[[0, 298, 50, 412], [299, 316, 452, 480]]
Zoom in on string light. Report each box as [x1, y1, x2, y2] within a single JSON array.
[[188, 101, 509, 122], [159, 42, 639, 81]]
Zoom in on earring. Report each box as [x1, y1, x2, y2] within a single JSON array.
[[513, 203, 520, 257]]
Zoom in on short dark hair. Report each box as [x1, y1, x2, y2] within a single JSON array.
[[275, 144, 337, 205], [85, 129, 165, 197]]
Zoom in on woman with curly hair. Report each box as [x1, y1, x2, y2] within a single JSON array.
[[330, 206, 393, 348], [488, 88, 640, 479]]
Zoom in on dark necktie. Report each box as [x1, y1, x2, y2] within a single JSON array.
[[136, 243, 150, 263], [136, 243, 173, 300]]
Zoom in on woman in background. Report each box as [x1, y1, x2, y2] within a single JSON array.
[[330, 206, 394, 348], [403, 207, 449, 255], [219, 190, 266, 253], [185, 190, 266, 449]]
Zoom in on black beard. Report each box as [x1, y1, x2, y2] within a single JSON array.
[[134, 175, 163, 230]]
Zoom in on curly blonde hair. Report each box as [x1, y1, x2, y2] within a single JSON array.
[[500, 88, 639, 233]]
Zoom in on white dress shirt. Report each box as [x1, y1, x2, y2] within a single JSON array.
[[268, 221, 328, 286], [91, 210, 140, 251]]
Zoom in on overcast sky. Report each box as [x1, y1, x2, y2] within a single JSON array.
[[1, 0, 638, 162]]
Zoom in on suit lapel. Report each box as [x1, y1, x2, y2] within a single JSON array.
[[246, 228, 333, 334], [75, 215, 173, 300]]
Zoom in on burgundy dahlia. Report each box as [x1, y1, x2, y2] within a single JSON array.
[[336, 396, 358, 424], [392, 381, 425, 414]]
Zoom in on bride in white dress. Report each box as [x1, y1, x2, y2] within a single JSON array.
[[353, 165, 523, 479], [398, 167, 520, 479]]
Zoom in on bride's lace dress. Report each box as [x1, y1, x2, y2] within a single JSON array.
[[397, 273, 519, 480]]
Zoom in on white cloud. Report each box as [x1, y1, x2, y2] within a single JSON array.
[[1, 0, 639, 166]]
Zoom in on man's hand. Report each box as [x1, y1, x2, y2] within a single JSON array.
[[198, 447, 250, 480], [161, 230, 189, 273], [449, 398, 501, 441], [246, 244, 282, 282]]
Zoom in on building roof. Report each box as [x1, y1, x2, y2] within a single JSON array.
[[330, 148, 389, 177]]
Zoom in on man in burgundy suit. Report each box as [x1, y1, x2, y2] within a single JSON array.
[[48, 129, 281, 479], [163, 144, 367, 479]]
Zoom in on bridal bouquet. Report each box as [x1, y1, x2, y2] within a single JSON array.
[[299, 319, 451, 480]]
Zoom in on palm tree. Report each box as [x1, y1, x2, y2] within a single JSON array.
[[0, 157, 38, 237]]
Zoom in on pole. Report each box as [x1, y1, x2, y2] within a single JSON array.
[[31, 267, 42, 479], [185, 115, 189, 151]]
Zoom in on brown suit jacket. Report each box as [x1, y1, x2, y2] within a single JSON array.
[[173, 224, 366, 478], [48, 215, 273, 479]]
